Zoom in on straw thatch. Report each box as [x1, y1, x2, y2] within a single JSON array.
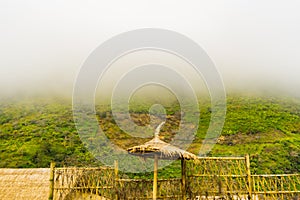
[[0, 168, 50, 200], [127, 136, 198, 160], [127, 122, 198, 160]]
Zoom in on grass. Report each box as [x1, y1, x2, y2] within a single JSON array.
[[0, 94, 299, 177]]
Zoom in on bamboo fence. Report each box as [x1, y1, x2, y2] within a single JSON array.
[[252, 174, 300, 199], [49, 155, 300, 200]]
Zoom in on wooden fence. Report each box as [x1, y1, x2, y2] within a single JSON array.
[[49, 156, 300, 200]]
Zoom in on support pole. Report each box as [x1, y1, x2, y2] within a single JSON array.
[[181, 159, 187, 200], [153, 154, 158, 200], [48, 161, 55, 200], [245, 154, 252, 200], [114, 160, 119, 200]]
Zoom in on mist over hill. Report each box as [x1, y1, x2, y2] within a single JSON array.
[[1, 0, 300, 177]]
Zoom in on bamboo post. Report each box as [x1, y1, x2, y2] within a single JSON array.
[[181, 159, 187, 200], [153, 154, 158, 200], [48, 161, 55, 200], [252, 175, 256, 196], [280, 176, 284, 200], [114, 160, 119, 200], [245, 154, 252, 200], [218, 176, 222, 195]]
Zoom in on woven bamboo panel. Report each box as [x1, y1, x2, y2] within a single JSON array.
[[186, 157, 250, 199], [53, 167, 115, 200], [252, 174, 300, 200], [116, 178, 182, 199]]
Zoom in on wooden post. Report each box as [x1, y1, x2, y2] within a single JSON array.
[[153, 154, 158, 200], [181, 159, 187, 200], [48, 161, 55, 200], [114, 160, 119, 200], [245, 154, 252, 200]]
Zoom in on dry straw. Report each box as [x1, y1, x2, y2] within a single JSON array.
[[127, 122, 198, 160], [0, 168, 50, 200]]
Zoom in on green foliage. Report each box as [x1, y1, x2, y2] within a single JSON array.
[[210, 95, 300, 174], [0, 94, 299, 176], [0, 98, 101, 168]]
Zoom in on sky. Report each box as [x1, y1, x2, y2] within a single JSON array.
[[1, 0, 300, 98]]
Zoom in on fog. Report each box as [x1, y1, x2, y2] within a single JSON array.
[[1, 0, 300, 99]]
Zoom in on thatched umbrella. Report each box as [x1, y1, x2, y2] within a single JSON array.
[[127, 122, 198, 199]]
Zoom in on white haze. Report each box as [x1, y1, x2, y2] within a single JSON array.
[[1, 0, 300, 99]]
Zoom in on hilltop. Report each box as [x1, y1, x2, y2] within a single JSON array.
[[0, 94, 299, 175]]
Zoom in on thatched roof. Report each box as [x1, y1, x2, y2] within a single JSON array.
[[0, 168, 50, 200], [127, 136, 198, 160], [127, 122, 198, 160]]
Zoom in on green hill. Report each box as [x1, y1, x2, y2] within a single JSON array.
[[0, 94, 299, 175]]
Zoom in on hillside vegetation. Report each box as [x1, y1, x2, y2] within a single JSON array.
[[0, 95, 299, 176]]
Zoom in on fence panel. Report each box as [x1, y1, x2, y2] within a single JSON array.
[[252, 174, 300, 200], [116, 178, 181, 199], [186, 157, 251, 199], [53, 167, 115, 200]]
